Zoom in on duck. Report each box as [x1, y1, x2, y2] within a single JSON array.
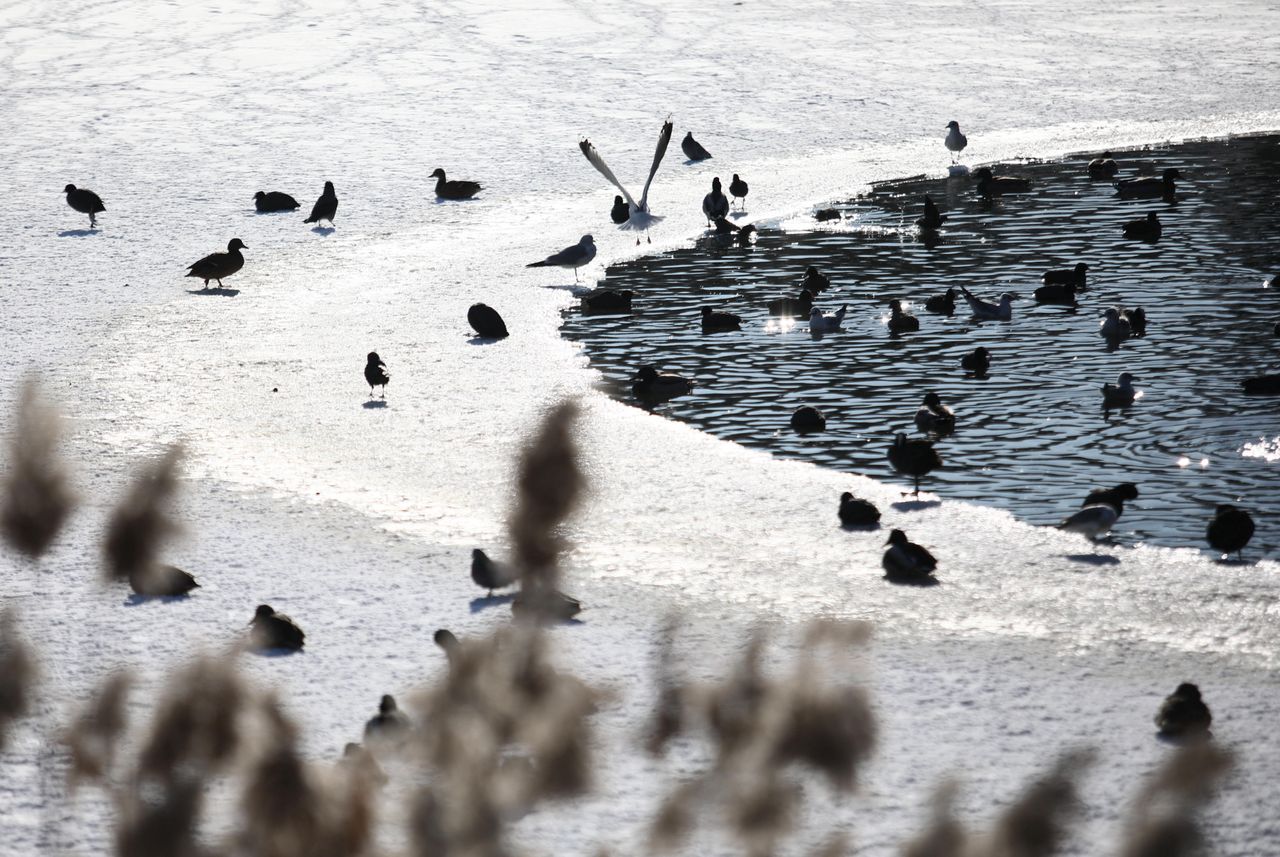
[[914, 392, 955, 434], [186, 239, 247, 288], [526, 234, 596, 282], [887, 299, 920, 332], [960, 287, 1014, 321], [814, 208, 841, 222], [1043, 263, 1089, 288], [1058, 503, 1119, 540], [581, 288, 634, 314], [702, 177, 730, 224], [633, 365, 694, 401], [512, 587, 582, 622], [973, 166, 1030, 197], [960, 347, 991, 376], [729, 174, 749, 209], [944, 121, 967, 163], [888, 433, 941, 496], [701, 306, 742, 333], [681, 131, 712, 161], [1033, 281, 1078, 306], [304, 181, 338, 226], [1102, 372, 1139, 407], [924, 288, 957, 315], [809, 305, 847, 333], [1116, 168, 1181, 199], [767, 289, 814, 317], [1155, 683, 1212, 740], [916, 195, 946, 230], [1099, 307, 1132, 341], [364, 694, 412, 742], [253, 190, 299, 212], [801, 266, 831, 293], [1082, 483, 1138, 516], [610, 195, 630, 224], [790, 405, 826, 433], [249, 604, 305, 651], [1120, 306, 1147, 336], [1087, 152, 1119, 178], [580, 119, 673, 243], [1242, 373, 1280, 395], [467, 303, 509, 339], [1122, 212, 1161, 241], [64, 184, 106, 227], [128, 564, 199, 597], [1207, 504, 1254, 560], [838, 492, 881, 527], [471, 548, 517, 595], [882, 529, 939, 584], [364, 352, 389, 397], [430, 168, 482, 200]]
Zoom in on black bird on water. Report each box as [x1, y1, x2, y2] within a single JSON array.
[[916, 195, 946, 230], [581, 288, 634, 314], [882, 529, 939, 585], [924, 288, 957, 315], [364, 352, 389, 397], [681, 132, 712, 161], [430, 168, 482, 200], [790, 405, 825, 433], [701, 306, 741, 333], [468, 303, 509, 339], [610, 195, 630, 224], [1034, 281, 1079, 306], [471, 548, 517, 595], [767, 289, 814, 317], [129, 565, 199, 597], [1242, 374, 1280, 395], [1043, 262, 1089, 288], [364, 694, 411, 741], [1116, 168, 1181, 200], [249, 604, 305, 651], [1207, 504, 1254, 560], [888, 299, 920, 333], [253, 190, 299, 212], [186, 238, 247, 288], [729, 174, 749, 209], [1087, 152, 1119, 178], [960, 346, 990, 376], [839, 492, 881, 527], [802, 266, 830, 293], [973, 167, 1030, 197], [304, 181, 339, 226], [1122, 212, 1161, 241], [64, 184, 106, 227], [888, 432, 941, 496], [1155, 683, 1212, 741]]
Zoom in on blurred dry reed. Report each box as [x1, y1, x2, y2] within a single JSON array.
[[103, 445, 182, 587], [0, 608, 36, 751], [1, 378, 76, 558]]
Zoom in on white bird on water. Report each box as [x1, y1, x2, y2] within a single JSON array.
[[580, 119, 673, 244], [809, 305, 847, 332], [960, 287, 1015, 321], [1058, 503, 1119, 540], [526, 234, 596, 282]]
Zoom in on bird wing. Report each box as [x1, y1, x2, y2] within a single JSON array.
[[579, 139, 637, 210], [542, 243, 587, 266], [637, 119, 674, 210], [834, 305, 848, 322]]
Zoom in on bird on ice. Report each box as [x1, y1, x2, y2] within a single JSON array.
[[729, 174, 749, 209], [702, 177, 729, 224], [809, 305, 847, 333], [64, 184, 106, 228], [1155, 683, 1212, 741], [888, 432, 941, 496], [364, 352, 389, 397], [1087, 152, 1119, 178], [960, 287, 1015, 321], [883, 529, 939, 584], [430, 168, 482, 200], [526, 234, 597, 282], [681, 131, 712, 161], [1207, 504, 1254, 560], [838, 492, 881, 527], [249, 604, 305, 651], [580, 119, 673, 243], [1058, 503, 1119, 540], [471, 548, 517, 595], [304, 181, 338, 226], [610, 195, 630, 224], [253, 190, 299, 212], [944, 120, 967, 163], [186, 238, 247, 289]]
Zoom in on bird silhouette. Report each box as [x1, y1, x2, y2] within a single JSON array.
[[729, 174, 749, 209], [580, 119, 673, 243], [681, 131, 712, 161], [888, 433, 941, 496], [304, 181, 338, 226], [253, 190, 299, 212], [364, 352, 389, 397], [64, 184, 105, 227], [186, 239, 246, 288], [430, 168, 482, 200], [1207, 504, 1254, 560], [526, 235, 596, 282]]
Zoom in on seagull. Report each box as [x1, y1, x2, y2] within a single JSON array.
[[364, 352, 389, 397], [1087, 152, 1119, 178], [632, 365, 694, 401], [883, 529, 939, 584], [960, 347, 991, 376], [64, 184, 105, 227], [973, 167, 1030, 197], [960, 287, 1014, 321], [914, 392, 955, 434], [1101, 372, 1139, 407], [924, 288, 957, 315], [888, 299, 920, 332], [809, 305, 847, 332], [580, 118, 673, 243], [610, 195, 630, 224], [467, 303, 509, 339], [838, 493, 881, 527], [944, 121, 967, 163], [916, 195, 946, 229], [364, 695, 411, 742], [253, 190, 299, 212], [729, 174, 749, 209], [681, 131, 712, 161], [700, 306, 742, 333], [249, 604, 305, 651], [186, 239, 247, 288], [1058, 503, 1119, 540], [471, 548, 517, 595], [888, 433, 941, 496], [1099, 307, 1131, 341], [526, 234, 596, 282], [702, 177, 729, 224], [430, 168, 482, 200], [1116, 168, 1181, 199], [1122, 212, 1161, 241], [1155, 683, 1212, 741], [304, 181, 338, 226], [1043, 263, 1089, 288], [1207, 504, 1254, 560]]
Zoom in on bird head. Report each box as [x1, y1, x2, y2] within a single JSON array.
[[580, 234, 594, 245], [1173, 683, 1201, 700], [379, 694, 397, 714], [946, 120, 960, 130], [63, 184, 77, 194], [1075, 263, 1089, 273], [430, 168, 445, 179], [253, 191, 265, 201], [923, 392, 942, 407], [885, 529, 908, 546], [228, 238, 247, 251], [254, 604, 274, 619], [367, 351, 381, 363], [711, 177, 721, 189], [1164, 168, 1182, 180], [324, 181, 335, 192]]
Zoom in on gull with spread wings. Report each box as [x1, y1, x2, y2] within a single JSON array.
[[579, 118, 673, 244]]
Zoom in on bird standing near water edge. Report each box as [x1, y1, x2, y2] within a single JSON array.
[[888, 432, 941, 496], [702, 177, 729, 224], [526, 234, 597, 282], [729, 174, 749, 209], [1206, 504, 1254, 560], [944, 120, 967, 163]]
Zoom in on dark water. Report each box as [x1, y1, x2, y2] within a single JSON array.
[[563, 135, 1280, 558]]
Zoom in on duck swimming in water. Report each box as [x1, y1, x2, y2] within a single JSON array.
[[632, 365, 694, 401], [1043, 262, 1089, 289], [1122, 212, 1161, 241], [701, 306, 742, 333], [888, 299, 920, 332], [1087, 152, 1119, 178], [1034, 280, 1078, 306], [581, 288, 634, 314], [767, 289, 814, 317], [1116, 168, 1181, 200], [1099, 307, 1132, 342], [960, 346, 991, 376], [973, 166, 1030, 197], [914, 392, 955, 434], [924, 288, 957, 315], [1242, 373, 1280, 395], [801, 266, 830, 294], [916, 195, 946, 230], [790, 405, 826, 433]]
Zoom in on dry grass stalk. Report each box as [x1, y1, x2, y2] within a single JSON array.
[[1118, 743, 1232, 857], [645, 617, 686, 757], [0, 608, 36, 751], [978, 749, 1093, 857], [103, 445, 183, 583], [136, 653, 246, 783], [1, 378, 76, 558], [900, 782, 966, 857], [65, 670, 132, 789], [114, 777, 204, 857]]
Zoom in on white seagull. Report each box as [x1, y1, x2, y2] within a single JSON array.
[[580, 119, 673, 244], [809, 305, 848, 333], [1058, 503, 1119, 540], [945, 120, 967, 163], [526, 234, 597, 282], [960, 287, 1014, 321]]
